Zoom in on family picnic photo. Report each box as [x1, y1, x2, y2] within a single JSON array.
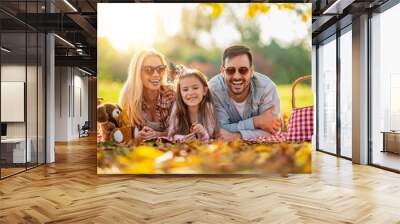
[[96, 3, 313, 174]]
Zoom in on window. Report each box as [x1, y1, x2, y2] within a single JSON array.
[[0, 1, 47, 179], [339, 27, 352, 158], [317, 35, 337, 154], [371, 3, 400, 171]]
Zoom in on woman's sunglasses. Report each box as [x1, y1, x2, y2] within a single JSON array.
[[224, 66, 249, 75], [143, 65, 166, 75]]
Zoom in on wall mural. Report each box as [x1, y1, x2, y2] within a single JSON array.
[[97, 3, 313, 175]]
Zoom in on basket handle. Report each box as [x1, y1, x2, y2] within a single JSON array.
[[292, 75, 311, 109]]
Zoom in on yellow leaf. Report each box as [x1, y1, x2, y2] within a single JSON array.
[[282, 3, 295, 10], [246, 3, 270, 19], [301, 14, 308, 23], [230, 139, 241, 148], [277, 3, 295, 10], [254, 145, 273, 152], [97, 151, 103, 160], [187, 155, 201, 165], [294, 143, 311, 166], [247, 4, 258, 19], [123, 160, 155, 174], [131, 145, 163, 160], [300, 162, 312, 173], [213, 3, 224, 18], [116, 155, 132, 164], [260, 5, 271, 14], [255, 152, 271, 165], [201, 3, 224, 19], [168, 158, 189, 168]]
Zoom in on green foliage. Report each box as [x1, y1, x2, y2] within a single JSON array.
[[98, 38, 132, 82], [98, 3, 312, 112], [260, 40, 311, 84]]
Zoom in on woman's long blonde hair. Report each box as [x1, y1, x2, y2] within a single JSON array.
[[118, 49, 167, 127]]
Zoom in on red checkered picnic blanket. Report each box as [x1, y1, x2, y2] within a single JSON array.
[[247, 107, 313, 143], [248, 133, 288, 143]]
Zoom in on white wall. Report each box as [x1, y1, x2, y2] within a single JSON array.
[[1, 65, 26, 141], [55, 67, 69, 141], [72, 72, 89, 138], [1, 65, 29, 138], [54, 67, 89, 141]]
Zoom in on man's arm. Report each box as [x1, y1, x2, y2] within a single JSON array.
[[213, 101, 255, 133], [253, 84, 281, 133], [213, 94, 277, 140], [212, 85, 280, 134], [209, 76, 281, 139], [239, 129, 271, 140], [258, 83, 281, 117], [218, 125, 272, 140]]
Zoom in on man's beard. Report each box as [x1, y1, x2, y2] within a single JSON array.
[[229, 79, 248, 95]]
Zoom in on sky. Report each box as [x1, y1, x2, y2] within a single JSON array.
[[98, 3, 311, 52]]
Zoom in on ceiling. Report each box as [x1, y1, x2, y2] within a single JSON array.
[[311, 0, 390, 44], [0, 0, 99, 74]]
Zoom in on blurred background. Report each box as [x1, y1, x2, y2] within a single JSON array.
[[97, 3, 313, 114]]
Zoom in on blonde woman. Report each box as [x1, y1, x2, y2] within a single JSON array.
[[119, 49, 175, 142]]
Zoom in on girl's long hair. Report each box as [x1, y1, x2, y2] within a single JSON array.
[[169, 68, 218, 138], [118, 49, 167, 127]]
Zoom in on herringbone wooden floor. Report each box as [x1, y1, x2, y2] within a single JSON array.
[[1, 137, 400, 224]]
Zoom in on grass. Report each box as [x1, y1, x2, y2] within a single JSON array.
[[97, 80, 124, 104], [98, 79, 314, 115], [277, 84, 314, 115]]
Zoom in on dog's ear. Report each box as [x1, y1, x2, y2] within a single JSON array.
[[97, 105, 108, 123], [167, 62, 176, 81], [116, 104, 122, 112]]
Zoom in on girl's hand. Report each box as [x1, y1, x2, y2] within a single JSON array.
[[192, 123, 207, 138], [138, 126, 156, 140], [181, 133, 196, 142]]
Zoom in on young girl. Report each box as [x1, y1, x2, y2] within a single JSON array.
[[168, 68, 218, 141]]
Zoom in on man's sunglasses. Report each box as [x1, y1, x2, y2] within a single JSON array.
[[143, 65, 166, 75], [224, 66, 250, 75]]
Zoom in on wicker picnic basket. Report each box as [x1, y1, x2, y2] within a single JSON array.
[[286, 75, 313, 142], [248, 75, 314, 143]]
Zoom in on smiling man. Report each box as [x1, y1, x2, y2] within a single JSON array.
[[208, 45, 281, 140]]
